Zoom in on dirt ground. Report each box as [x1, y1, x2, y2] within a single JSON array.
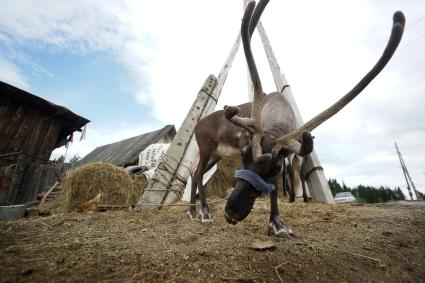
[[1, 198, 425, 283]]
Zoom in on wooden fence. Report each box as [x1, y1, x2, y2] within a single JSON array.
[[0, 153, 66, 204]]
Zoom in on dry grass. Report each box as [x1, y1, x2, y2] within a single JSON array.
[[206, 157, 241, 198], [2, 201, 425, 282], [58, 162, 144, 212], [132, 174, 149, 194]]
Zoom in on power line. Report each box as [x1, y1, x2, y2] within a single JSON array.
[[397, 32, 425, 52], [370, 13, 425, 52], [407, 14, 425, 29]]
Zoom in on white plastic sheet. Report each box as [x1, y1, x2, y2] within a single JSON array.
[[138, 144, 170, 180]]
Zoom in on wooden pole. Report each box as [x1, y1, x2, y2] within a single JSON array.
[[255, 20, 334, 203], [135, 75, 217, 210]]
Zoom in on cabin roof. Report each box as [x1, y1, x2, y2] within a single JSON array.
[[80, 125, 176, 167], [0, 80, 90, 131]]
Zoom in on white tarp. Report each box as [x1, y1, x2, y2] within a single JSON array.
[[138, 143, 217, 202], [138, 144, 170, 180]]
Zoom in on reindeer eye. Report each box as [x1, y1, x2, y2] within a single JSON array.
[[240, 145, 250, 160], [272, 164, 282, 175]]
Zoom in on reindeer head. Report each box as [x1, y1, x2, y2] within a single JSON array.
[[224, 0, 405, 224]]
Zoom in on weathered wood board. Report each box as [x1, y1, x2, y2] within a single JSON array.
[[136, 75, 218, 210]]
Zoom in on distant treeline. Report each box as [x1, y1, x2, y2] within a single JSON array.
[[328, 178, 415, 203]]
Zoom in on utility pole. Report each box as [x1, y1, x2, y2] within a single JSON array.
[[395, 142, 418, 200]]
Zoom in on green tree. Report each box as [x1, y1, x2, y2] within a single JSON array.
[[394, 187, 406, 200], [328, 179, 408, 203], [328, 179, 346, 196], [69, 155, 81, 167], [50, 155, 65, 165]]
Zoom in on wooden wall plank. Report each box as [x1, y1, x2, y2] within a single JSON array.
[[0, 103, 20, 151], [7, 155, 28, 204], [30, 165, 44, 201], [40, 120, 62, 162]]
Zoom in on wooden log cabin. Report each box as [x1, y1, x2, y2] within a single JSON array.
[[0, 81, 89, 204]]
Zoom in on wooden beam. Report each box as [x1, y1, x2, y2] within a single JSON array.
[[255, 20, 334, 203], [39, 181, 59, 205], [135, 75, 218, 210]]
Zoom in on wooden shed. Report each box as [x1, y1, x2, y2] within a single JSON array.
[[80, 125, 176, 167], [0, 81, 89, 204]]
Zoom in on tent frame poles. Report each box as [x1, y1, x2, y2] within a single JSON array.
[[243, 0, 334, 203]]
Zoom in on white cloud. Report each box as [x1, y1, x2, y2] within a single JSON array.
[[0, 0, 156, 100], [0, 58, 29, 89], [50, 122, 162, 162]]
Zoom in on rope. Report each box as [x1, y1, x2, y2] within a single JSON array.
[[279, 84, 290, 93], [136, 198, 226, 207], [144, 156, 192, 201], [305, 166, 323, 181], [204, 91, 218, 103]]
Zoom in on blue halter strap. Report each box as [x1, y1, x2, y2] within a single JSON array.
[[234, 169, 275, 193]]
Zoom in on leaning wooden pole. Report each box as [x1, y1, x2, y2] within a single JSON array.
[[135, 76, 217, 210], [255, 20, 334, 203]]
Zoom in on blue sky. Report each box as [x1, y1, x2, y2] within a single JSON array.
[[32, 51, 159, 130], [1, 0, 424, 198], [0, 36, 160, 132]]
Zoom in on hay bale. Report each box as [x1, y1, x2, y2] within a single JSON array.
[[132, 174, 149, 194], [206, 157, 241, 198], [60, 162, 143, 212]]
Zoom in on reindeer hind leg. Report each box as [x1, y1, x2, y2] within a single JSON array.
[[188, 144, 216, 224]]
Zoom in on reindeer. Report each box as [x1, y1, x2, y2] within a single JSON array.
[[189, 0, 405, 237]]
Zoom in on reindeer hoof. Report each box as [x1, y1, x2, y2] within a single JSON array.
[[198, 211, 214, 224], [187, 209, 197, 220], [267, 222, 296, 238]]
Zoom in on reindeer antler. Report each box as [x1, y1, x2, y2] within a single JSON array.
[[224, 0, 271, 163], [273, 11, 405, 154]]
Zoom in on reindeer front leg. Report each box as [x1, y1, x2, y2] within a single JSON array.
[[188, 175, 198, 220], [268, 177, 295, 238]]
